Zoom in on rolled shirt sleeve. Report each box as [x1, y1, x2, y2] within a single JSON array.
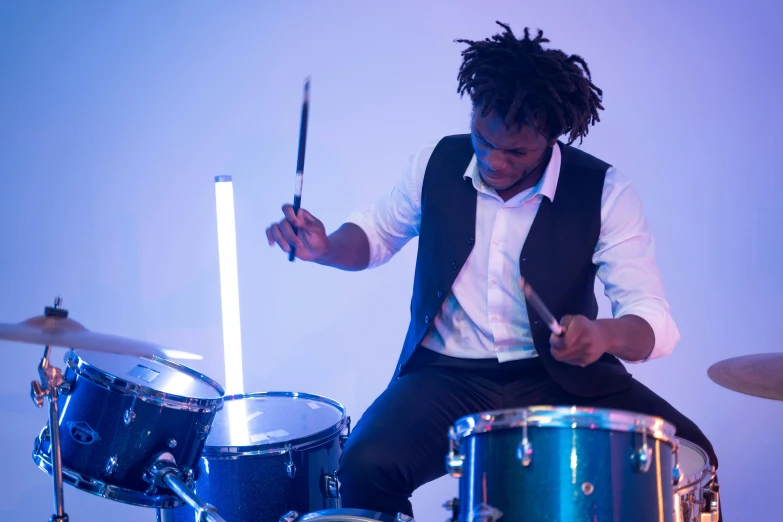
[[346, 144, 434, 268], [593, 167, 681, 362]]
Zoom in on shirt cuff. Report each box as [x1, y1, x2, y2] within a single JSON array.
[[345, 212, 394, 269], [616, 306, 681, 364]]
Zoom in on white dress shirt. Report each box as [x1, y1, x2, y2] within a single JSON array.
[[348, 142, 680, 363]]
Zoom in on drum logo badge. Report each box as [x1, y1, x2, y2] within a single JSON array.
[[67, 421, 101, 445]]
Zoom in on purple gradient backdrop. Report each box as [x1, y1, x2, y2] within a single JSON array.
[[1, 1, 781, 520]]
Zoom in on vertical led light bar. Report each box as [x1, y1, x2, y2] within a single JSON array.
[[215, 175, 244, 395]]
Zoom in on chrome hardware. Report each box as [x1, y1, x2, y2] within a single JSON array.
[[168, 438, 177, 449], [124, 396, 138, 426], [446, 427, 465, 478], [443, 497, 459, 522], [632, 421, 652, 473], [278, 512, 299, 522], [339, 416, 352, 449], [285, 445, 296, 478], [321, 472, 340, 499], [182, 467, 194, 488], [197, 423, 211, 440], [395, 514, 414, 521], [105, 455, 119, 476], [58, 380, 72, 395], [516, 411, 533, 466], [31, 380, 45, 408], [672, 440, 682, 485]]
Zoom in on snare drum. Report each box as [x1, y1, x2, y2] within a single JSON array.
[[32, 350, 224, 507], [169, 392, 349, 522], [446, 406, 678, 522], [674, 438, 720, 522]]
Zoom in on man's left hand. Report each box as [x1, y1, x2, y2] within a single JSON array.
[[549, 315, 609, 367]]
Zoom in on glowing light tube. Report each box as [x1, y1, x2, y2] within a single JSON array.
[[215, 175, 244, 396]]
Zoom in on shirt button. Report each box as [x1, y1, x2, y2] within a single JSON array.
[[491, 279, 498, 285], [491, 317, 498, 323], [451, 262, 459, 270], [424, 315, 429, 324], [466, 237, 475, 245], [437, 291, 443, 298]]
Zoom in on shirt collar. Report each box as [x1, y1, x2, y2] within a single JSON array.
[[463, 142, 561, 203]]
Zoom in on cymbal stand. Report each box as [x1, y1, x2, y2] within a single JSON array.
[[146, 453, 226, 522], [30, 297, 72, 522]]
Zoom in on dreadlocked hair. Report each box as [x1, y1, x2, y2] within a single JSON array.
[[456, 22, 604, 144]]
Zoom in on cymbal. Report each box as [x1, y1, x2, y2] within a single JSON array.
[[0, 315, 202, 360], [707, 353, 783, 401]]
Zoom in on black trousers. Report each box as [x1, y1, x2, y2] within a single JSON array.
[[338, 347, 718, 518]]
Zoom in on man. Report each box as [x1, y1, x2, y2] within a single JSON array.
[[266, 22, 717, 518]]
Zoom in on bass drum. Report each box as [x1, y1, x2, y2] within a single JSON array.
[[279, 509, 412, 521], [169, 392, 348, 522]]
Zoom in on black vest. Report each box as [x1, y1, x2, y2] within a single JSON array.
[[393, 134, 632, 398]]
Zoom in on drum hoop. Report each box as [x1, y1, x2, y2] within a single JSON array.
[[201, 391, 348, 458], [674, 437, 713, 493], [66, 350, 225, 412], [452, 406, 677, 443], [32, 433, 182, 508], [292, 509, 395, 521]]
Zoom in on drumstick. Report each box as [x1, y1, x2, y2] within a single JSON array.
[[519, 276, 564, 336], [289, 77, 310, 262]]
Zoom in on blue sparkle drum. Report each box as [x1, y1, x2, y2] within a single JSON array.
[[32, 350, 224, 507], [446, 406, 678, 522], [170, 392, 349, 522]]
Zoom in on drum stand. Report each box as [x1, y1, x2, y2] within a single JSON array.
[[29, 298, 71, 522], [147, 453, 226, 522]]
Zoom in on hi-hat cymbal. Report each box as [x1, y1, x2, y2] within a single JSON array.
[[707, 353, 783, 401], [0, 315, 202, 360]]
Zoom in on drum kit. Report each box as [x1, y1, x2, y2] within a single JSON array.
[[2, 297, 778, 522]]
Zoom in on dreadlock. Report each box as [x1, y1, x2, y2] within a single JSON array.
[[456, 22, 604, 145]]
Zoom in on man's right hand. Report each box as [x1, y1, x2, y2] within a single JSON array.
[[266, 204, 329, 262]]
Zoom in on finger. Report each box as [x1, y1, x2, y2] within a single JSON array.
[[265, 227, 275, 246], [550, 332, 567, 351], [269, 224, 291, 253], [279, 219, 305, 249], [282, 204, 305, 227], [560, 315, 576, 331], [297, 207, 320, 226]]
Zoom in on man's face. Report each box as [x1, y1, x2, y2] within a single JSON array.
[[470, 108, 554, 192]]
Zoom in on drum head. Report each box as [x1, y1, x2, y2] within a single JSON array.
[[68, 350, 223, 400], [204, 392, 346, 453], [291, 509, 398, 521], [675, 438, 711, 492]]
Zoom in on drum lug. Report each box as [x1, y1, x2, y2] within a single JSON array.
[[105, 455, 119, 477], [394, 514, 414, 521], [515, 412, 533, 466], [672, 439, 682, 485], [285, 445, 297, 478], [339, 416, 352, 449], [197, 423, 211, 440], [632, 421, 652, 473], [446, 427, 464, 478], [124, 395, 138, 426], [443, 497, 459, 522], [278, 511, 300, 522], [320, 472, 340, 499]]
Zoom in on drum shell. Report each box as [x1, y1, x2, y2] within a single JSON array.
[[59, 367, 216, 493], [170, 433, 342, 522], [457, 425, 675, 522]]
